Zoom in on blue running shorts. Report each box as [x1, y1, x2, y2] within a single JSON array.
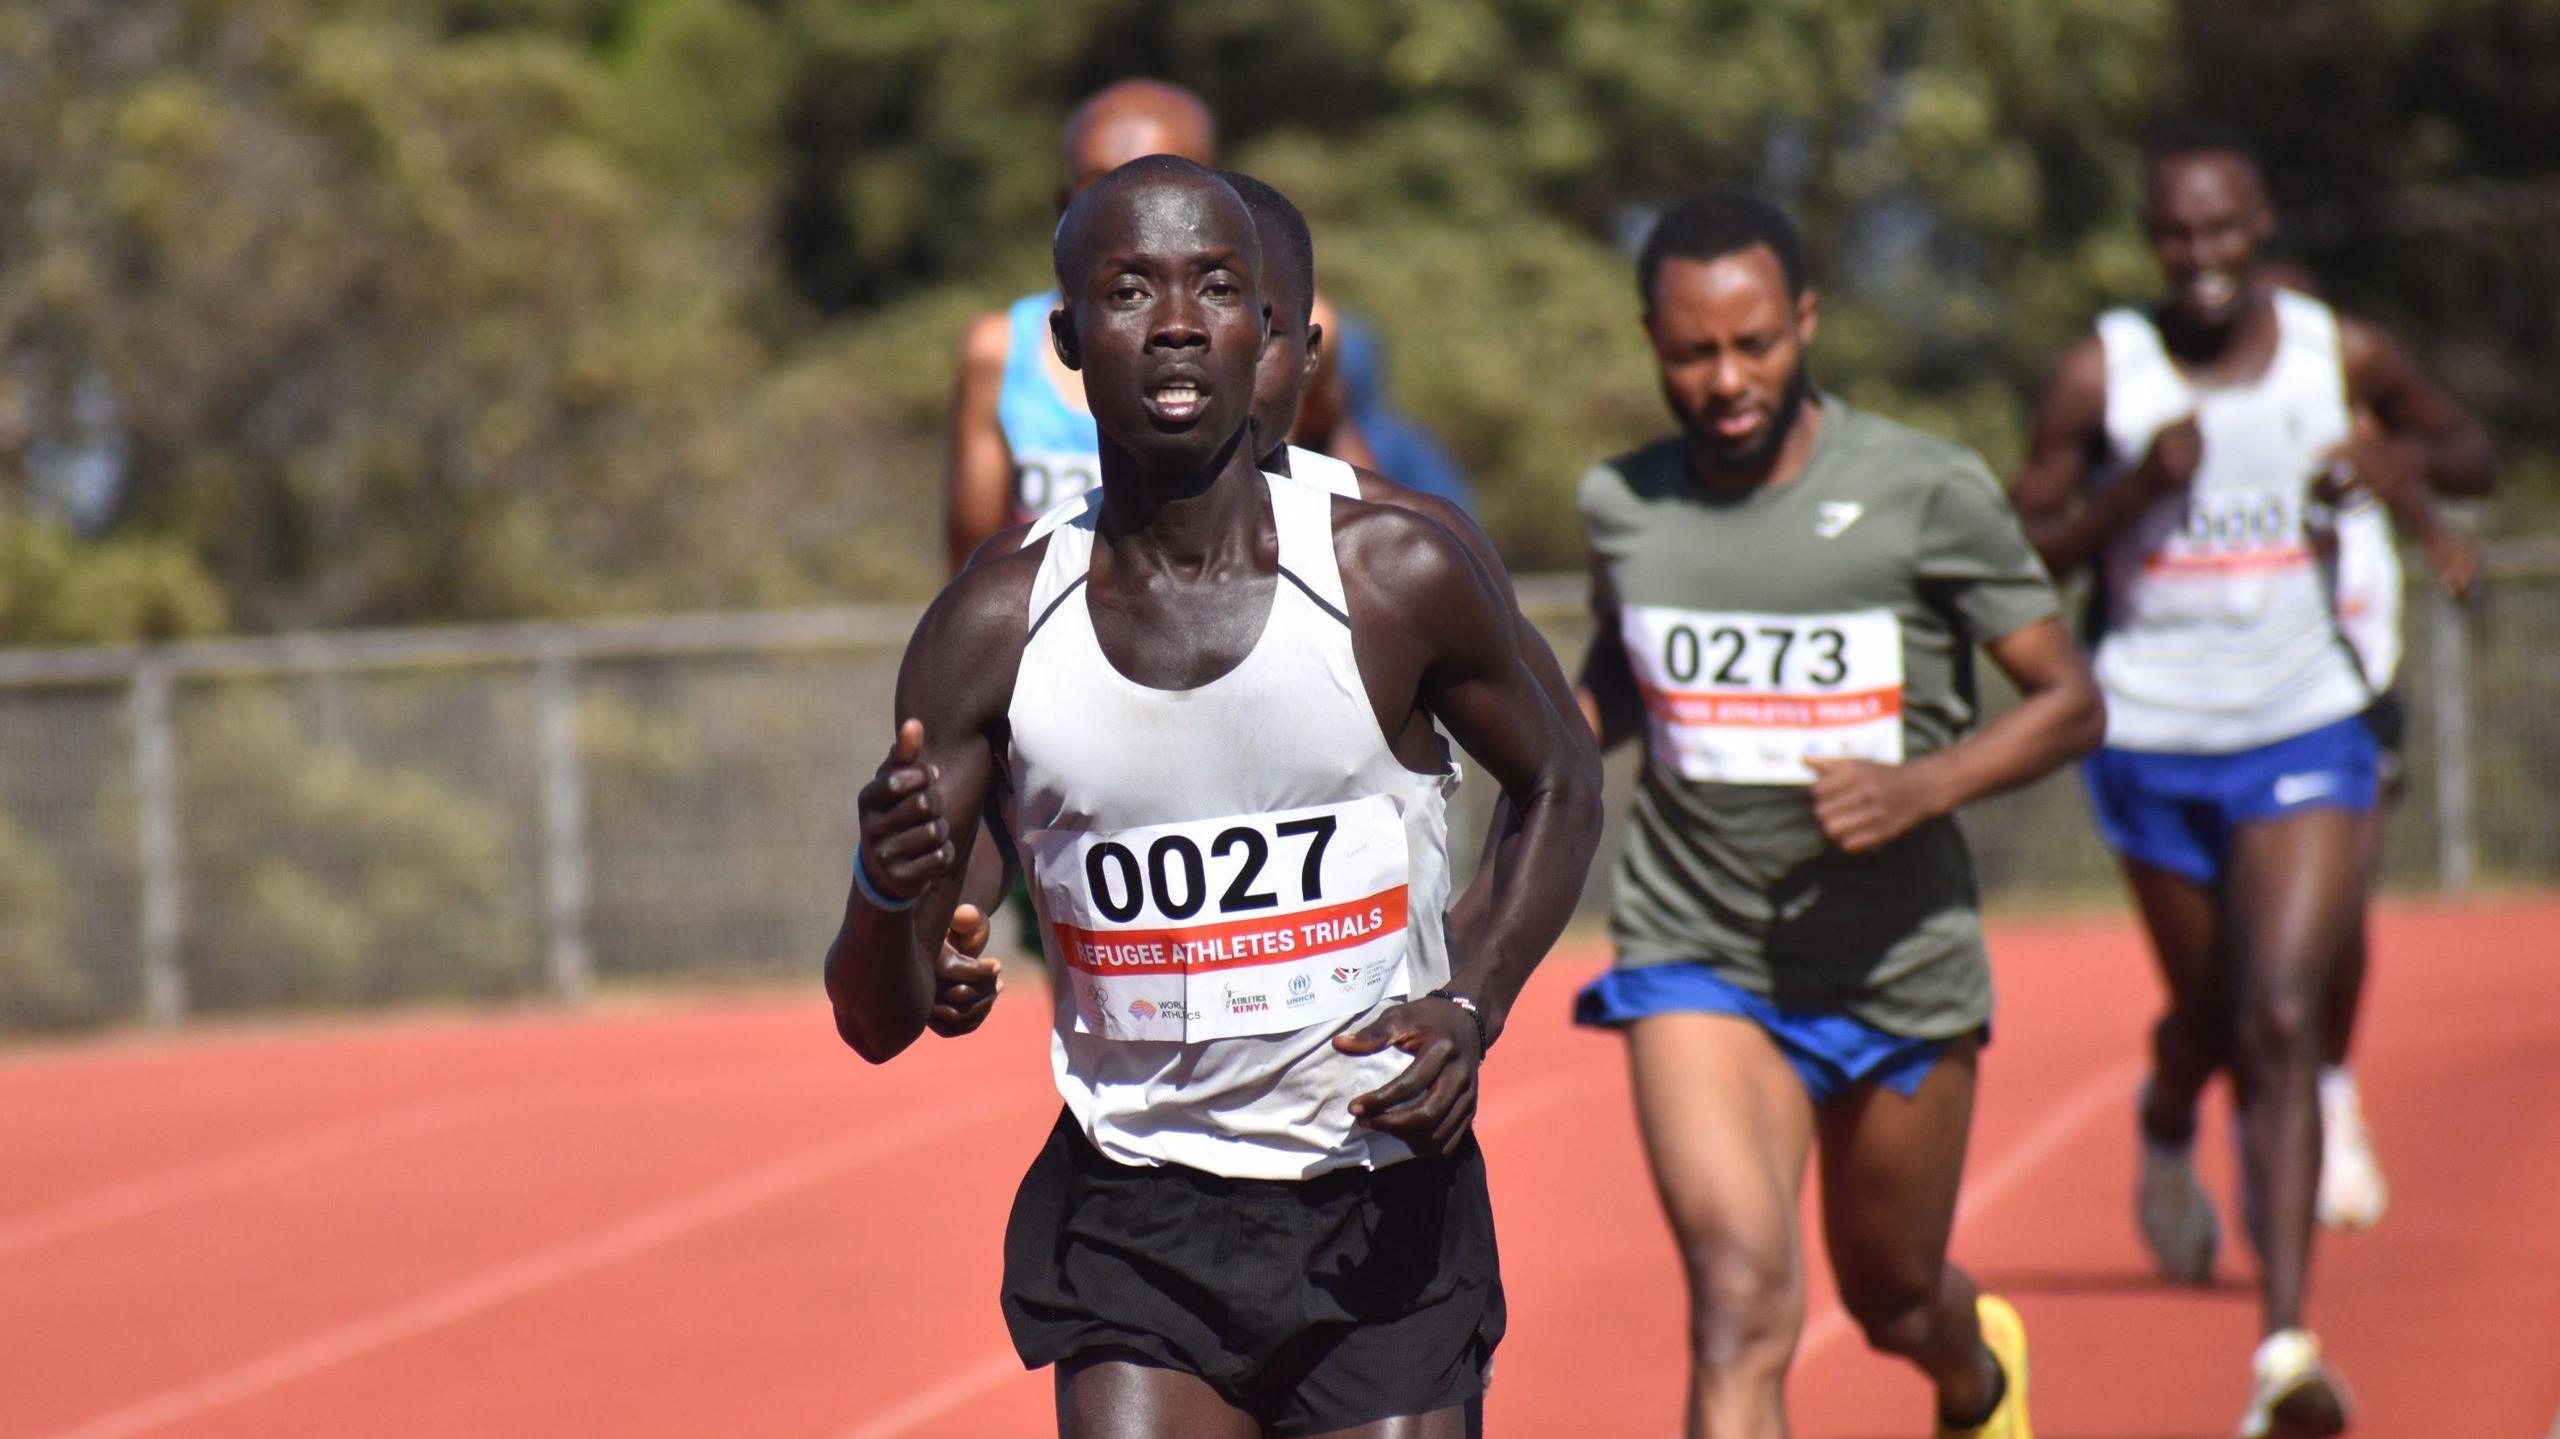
[[2081, 713, 2380, 886], [1574, 962, 1953, 1108]]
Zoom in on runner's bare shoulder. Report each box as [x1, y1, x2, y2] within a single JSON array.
[[907, 529, 1050, 708], [1327, 494, 1504, 630], [959, 517, 1042, 571], [1346, 464, 1461, 532]]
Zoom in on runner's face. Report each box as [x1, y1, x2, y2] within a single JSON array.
[[1247, 216, 1316, 464], [2147, 153, 2272, 329], [1645, 248, 1816, 471], [1056, 180, 1267, 475]]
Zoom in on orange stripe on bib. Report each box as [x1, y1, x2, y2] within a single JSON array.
[[2140, 545, 2310, 576], [1055, 886, 1410, 977], [1638, 684, 1903, 730]]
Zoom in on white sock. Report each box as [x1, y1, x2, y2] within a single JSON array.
[[2319, 1066, 2358, 1111]]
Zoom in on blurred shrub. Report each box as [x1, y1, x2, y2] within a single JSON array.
[[578, 651, 886, 980], [0, 811, 95, 1029], [176, 688, 531, 1011], [0, 0, 2548, 631], [0, 519, 227, 645]]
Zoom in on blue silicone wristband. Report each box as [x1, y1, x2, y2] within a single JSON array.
[[852, 842, 920, 912]]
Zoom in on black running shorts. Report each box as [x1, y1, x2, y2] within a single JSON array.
[[1000, 1111, 1503, 1437]]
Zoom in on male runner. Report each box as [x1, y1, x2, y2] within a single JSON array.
[[2012, 123, 2494, 1437], [831, 157, 1602, 1438], [943, 80, 1367, 575], [922, 170, 1581, 1040], [1573, 190, 2102, 1439]]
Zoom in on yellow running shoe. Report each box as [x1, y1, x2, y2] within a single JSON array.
[[1939, 1293, 2032, 1439]]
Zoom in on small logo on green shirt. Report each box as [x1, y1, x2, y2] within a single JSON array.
[[1814, 501, 1865, 538]]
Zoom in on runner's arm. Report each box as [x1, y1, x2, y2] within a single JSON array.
[[1331, 510, 1602, 1153], [2339, 319, 2496, 500], [2013, 338, 2179, 581], [1813, 463, 2103, 853], [1940, 617, 2106, 801], [1820, 617, 2103, 849], [1392, 515, 1604, 1043], [825, 572, 1022, 1062], [1576, 550, 1647, 752], [1351, 470, 1587, 955], [944, 314, 1017, 576]]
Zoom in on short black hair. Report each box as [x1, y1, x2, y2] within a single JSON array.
[[2146, 119, 2264, 177], [1051, 155, 1258, 293], [1219, 170, 1316, 325], [1637, 189, 1807, 308]]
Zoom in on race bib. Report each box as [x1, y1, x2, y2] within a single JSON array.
[[1013, 449, 1099, 520], [2140, 489, 2310, 579], [1027, 796, 1411, 1043], [1621, 606, 1904, 785], [2129, 488, 2314, 625]]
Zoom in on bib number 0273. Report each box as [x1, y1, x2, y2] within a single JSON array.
[[1620, 605, 1906, 786], [1025, 796, 1411, 1044], [1659, 622, 1850, 691]]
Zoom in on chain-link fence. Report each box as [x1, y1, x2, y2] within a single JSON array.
[[5, 550, 2555, 1034]]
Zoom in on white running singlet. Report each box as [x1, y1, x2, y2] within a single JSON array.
[[1285, 444, 1364, 499], [1006, 472, 1460, 1179], [2091, 289, 2373, 752]]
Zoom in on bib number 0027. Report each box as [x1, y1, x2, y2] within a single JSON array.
[[1025, 797, 1411, 1043], [1081, 815, 1335, 923]]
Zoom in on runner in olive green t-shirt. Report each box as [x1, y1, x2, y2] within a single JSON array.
[[1572, 191, 2104, 1439]]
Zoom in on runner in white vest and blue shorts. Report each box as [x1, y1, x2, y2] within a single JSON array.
[[831, 157, 1601, 1439], [2015, 122, 2495, 1439]]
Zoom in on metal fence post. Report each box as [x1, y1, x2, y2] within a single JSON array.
[[2430, 584, 2475, 892], [132, 662, 185, 1025], [536, 650, 592, 1002]]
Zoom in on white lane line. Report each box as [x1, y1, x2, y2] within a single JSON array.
[[0, 1101, 495, 1261], [37, 1090, 1049, 1439], [0, 1064, 831, 1262], [831, 1063, 1624, 1439], [1794, 1057, 2146, 1366], [837, 1353, 1032, 1439]]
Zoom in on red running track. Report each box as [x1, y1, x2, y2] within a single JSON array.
[[3, 899, 2556, 1438]]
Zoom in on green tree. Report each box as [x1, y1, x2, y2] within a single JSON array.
[[2, 0, 2549, 627]]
